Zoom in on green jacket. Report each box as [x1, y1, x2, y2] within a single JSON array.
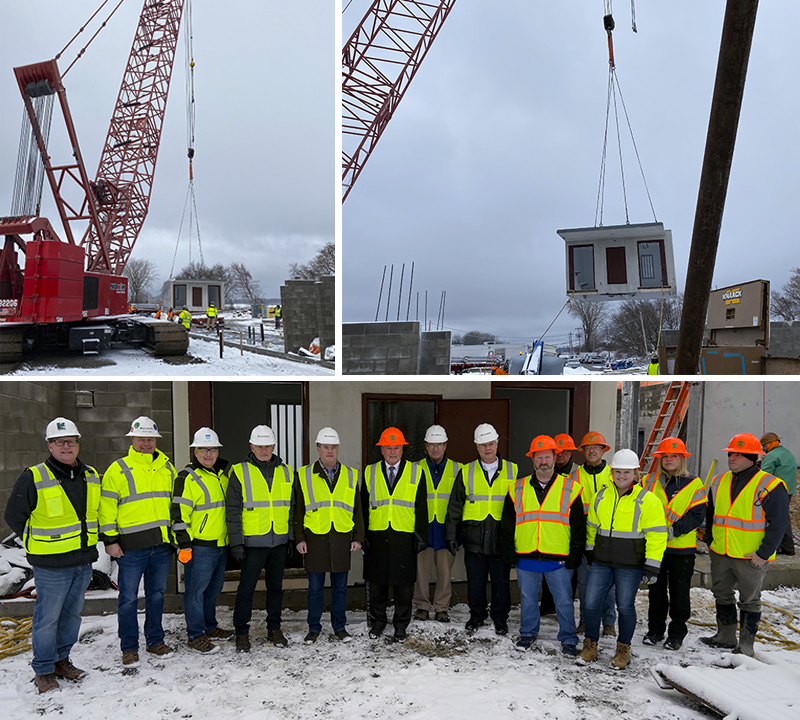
[[762, 444, 797, 495]]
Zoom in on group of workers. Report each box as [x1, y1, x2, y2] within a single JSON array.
[[4, 416, 794, 693]]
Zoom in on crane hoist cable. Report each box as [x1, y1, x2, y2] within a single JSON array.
[[594, 4, 656, 228], [169, 0, 204, 279]]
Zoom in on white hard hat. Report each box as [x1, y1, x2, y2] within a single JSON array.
[[609, 449, 640, 470], [249, 425, 276, 445], [126, 416, 162, 438], [315, 427, 340, 445], [190, 427, 222, 448], [474, 423, 499, 444], [425, 425, 448, 443], [45, 417, 81, 440]]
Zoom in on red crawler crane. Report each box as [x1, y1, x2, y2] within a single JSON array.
[[0, 0, 189, 362]]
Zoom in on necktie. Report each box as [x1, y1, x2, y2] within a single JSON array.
[[388, 466, 396, 484]]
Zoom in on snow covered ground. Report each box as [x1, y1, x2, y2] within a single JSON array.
[[1, 335, 333, 377], [2, 585, 799, 719]]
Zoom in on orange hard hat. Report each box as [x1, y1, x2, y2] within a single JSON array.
[[554, 434, 578, 452], [526, 435, 558, 457], [722, 433, 765, 455], [579, 431, 610, 453], [376, 427, 409, 446], [652, 437, 691, 457]]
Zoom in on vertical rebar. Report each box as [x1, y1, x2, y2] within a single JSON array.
[[385, 265, 394, 322], [375, 265, 386, 322], [396, 263, 405, 321]]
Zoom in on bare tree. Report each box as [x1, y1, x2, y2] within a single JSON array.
[[227, 262, 263, 305], [124, 258, 159, 303], [771, 268, 800, 321], [288, 241, 335, 280], [605, 296, 683, 356], [456, 330, 497, 345], [568, 299, 607, 352]]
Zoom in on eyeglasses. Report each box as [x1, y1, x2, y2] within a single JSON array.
[[197, 448, 219, 454], [51, 439, 79, 447]]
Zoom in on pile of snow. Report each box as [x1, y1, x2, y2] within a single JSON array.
[[2, 585, 798, 719]]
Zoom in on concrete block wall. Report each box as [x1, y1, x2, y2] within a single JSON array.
[[418, 331, 452, 375], [281, 277, 334, 357], [0, 381, 173, 538], [342, 322, 421, 374], [769, 321, 800, 358]]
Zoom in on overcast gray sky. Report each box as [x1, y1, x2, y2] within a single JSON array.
[[342, 1, 800, 347], [0, 0, 333, 301]]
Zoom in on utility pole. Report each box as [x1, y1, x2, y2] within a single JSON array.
[[675, 0, 759, 374], [619, 381, 640, 453]]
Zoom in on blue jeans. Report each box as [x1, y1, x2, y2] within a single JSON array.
[[517, 565, 578, 646], [584, 564, 643, 645], [31, 564, 92, 675], [116, 544, 173, 653], [307, 571, 348, 633], [577, 555, 616, 625], [183, 545, 227, 640]]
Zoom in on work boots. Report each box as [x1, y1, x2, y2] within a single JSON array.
[[700, 603, 738, 649], [53, 657, 87, 681], [33, 673, 60, 693], [733, 611, 761, 657], [610, 642, 631, 670], [576, 638, 598, 664], [235, 634, 251, 653]]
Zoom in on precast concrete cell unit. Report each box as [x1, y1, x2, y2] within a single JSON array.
[[558, 222, 677, 302]]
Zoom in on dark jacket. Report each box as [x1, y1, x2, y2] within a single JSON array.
[[171, 456, 230, 549], [226, 452, 294, 548], [4, 455, 100, 569], [361, 458, 428, 586], [658, 473, 706, 556], [445, 456, 513, 556], [706, 463, 789, 560], [294, 461, 365, 573], [499, 471, 585, 568]]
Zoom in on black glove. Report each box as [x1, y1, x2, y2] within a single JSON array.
[[584, 550, 594, 566], [565, 553, 582, 570], [446, 540, 458, 557], [361, 537, 370, 553], [286, 543, 295, 557], [415, 541, 427, 554], [230, 545, 246, 563]]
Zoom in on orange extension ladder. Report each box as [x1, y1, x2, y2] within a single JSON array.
[[640, 382, 693, 474]]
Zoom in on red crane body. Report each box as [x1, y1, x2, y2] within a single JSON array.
[[0, 0, 188, 360]]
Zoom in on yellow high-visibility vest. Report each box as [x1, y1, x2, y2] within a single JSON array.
[[99, 447, 176, 543], [173, 465, 229, 546], [365, 462, 420, 532], [577, 463, 613, 514], [509, 474, 582, 556], [461, 459, 518, 522], [231, 462, 294, 537], [586, 483, 668, 568], [299, 464, 358, 535], [417, 458, 461, 524], [25, 463, 101, 555], [709, 470, 786, 561], [640, 472, 706, 549]]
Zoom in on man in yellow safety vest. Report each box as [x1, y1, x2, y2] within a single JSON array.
[[4, 418, 100, 693], [100, 416, 177, 666], [501, 435, 585, 656], [227, 425, 295, 651], [446, 423, 517, 636], [205, 302, 218, 330], [179, 306, 192, 331], [701, 433, 789, 656], [362, 427, 428, 643], [413, 425, 461, 623], [171, 427, 232, 654], [294, 427, 364, 644]]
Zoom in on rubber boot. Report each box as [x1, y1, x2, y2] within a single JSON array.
[[733, 611, 761, 657], [700, 603, 738, 649]]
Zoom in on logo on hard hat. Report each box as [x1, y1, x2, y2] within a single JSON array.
[[57, 422, 65, 430], [737, 440, 744, 447], [537, 440, 543, 447], [153, 423, 158, 431], [390, 434, 396, 441], [133, 421, 140, 429], [671, 442, 678, 448]]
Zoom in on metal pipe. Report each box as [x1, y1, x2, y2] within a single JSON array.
[[674, 0, 759, 374]]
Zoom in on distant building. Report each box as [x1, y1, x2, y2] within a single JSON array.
[[162, 278, 224, 311]]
